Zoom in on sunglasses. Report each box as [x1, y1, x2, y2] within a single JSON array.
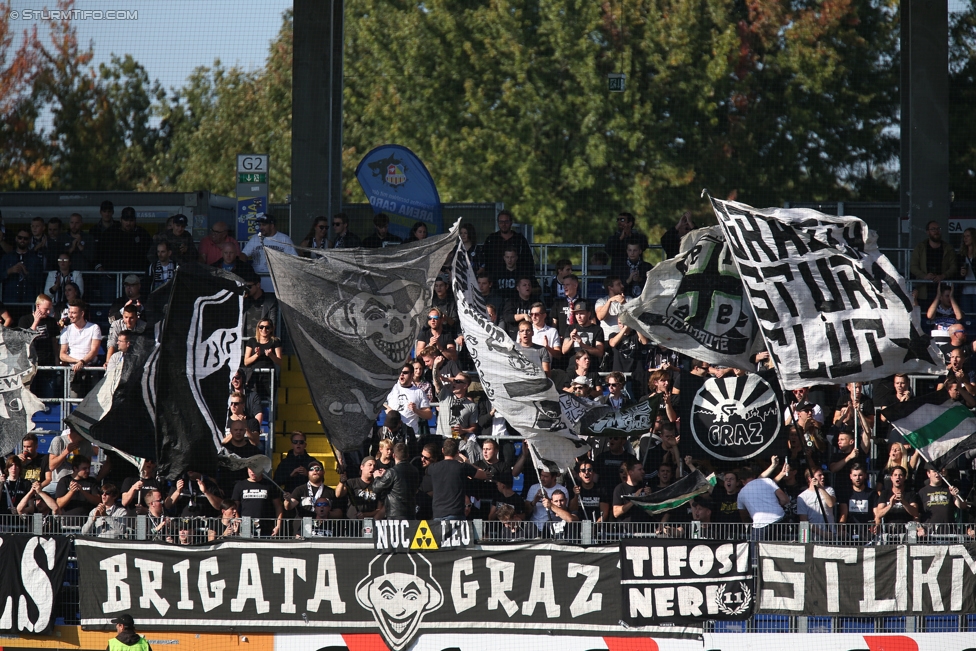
[[258, 325, 272, 330], [314, 501, 330, 507], [58, 258, 70, 263], [210, 228, 227, 234], [607, 383, 620, 387], [102, 491, 117, 496], [530, 312, 544, 316], [230, 401, 242, 406], [421, 455, 432, 461], [332, 222, 342, 227], [309, 467, 323, 472], [579, 468, 594, 474], [428, 316, 440, 320], [453, 379, 467, 384], [400, 371, 411, 376]]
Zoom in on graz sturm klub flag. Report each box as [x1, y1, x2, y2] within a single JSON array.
[[882, 389, 976, 468], [154, 264, 251, 480], [619, 226, 762, 370], [710, 197, 945, 389], [0, 327, 45, 456], [452, 243, 589, 472], [678, 369, 786, 467], [576, 395, 661, 439], [65, 334, 157, 469], [626, 470, 717, 515], [266, 224, 459, 453]]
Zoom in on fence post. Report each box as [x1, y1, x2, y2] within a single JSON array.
[[32, 513, 43, 535], [580, 520, 592, 545], [136, 515, 146, 541], [302, 517, 312, 539], [363, 517, 373, 539], [472, 518, 483, 543], [242, 517, 253, 538]]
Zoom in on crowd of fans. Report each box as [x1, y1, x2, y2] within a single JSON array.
[[3, 205, 976, 542]]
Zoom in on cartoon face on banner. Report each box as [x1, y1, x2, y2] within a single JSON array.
[[326, 278, 426, 371], [355, 554, 444, 651], [690, 375, 781, 461]]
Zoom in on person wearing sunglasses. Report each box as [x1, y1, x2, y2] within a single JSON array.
[[1, 228, 42, 303], [274, 432, 322, 493], [243, 318, 283, 400], [384, 363, 433, 435], [81, 483, 128, 538], [434, 373, 479, 443], [283, 459, 339, 521], [570, 462, 609, 523], [243, 272, 279, 336], [415, 307, 457, 360], [328, 212, 361, 249], [299, 216, 330, 254]]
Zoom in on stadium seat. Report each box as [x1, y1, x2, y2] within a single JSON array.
[[805, 616, 832, 633], [711, 620, 747, 633]]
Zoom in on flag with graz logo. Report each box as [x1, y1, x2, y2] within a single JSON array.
[[619, 226, 762, 371], [709, 197, 944, 389], [882, 389, 976, 468]]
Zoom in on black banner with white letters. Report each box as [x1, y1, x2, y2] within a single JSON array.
[[620, 539, 753, 625], [77, 540, 694, 651], [758, 543, 976, 616], [0, 535, 69, 634]]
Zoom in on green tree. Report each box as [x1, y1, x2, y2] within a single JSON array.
[[143, 10, 293, 203], [950, 1, 976, 201]]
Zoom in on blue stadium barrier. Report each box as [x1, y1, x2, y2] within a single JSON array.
[[806, 617, 832, 633], [752, 614, 790, 633], [923, 615, 959, 632], [711, 620, 748, 633], [838, 617, 875, 633], [879, 616, 906, 632], [966, 614, 976, 631]]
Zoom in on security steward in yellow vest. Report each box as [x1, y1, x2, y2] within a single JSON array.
[[107, 614, 152, 651]]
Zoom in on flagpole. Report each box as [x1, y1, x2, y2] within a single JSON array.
[[566, 464, 590, 522], [525, 442, 554, 521]]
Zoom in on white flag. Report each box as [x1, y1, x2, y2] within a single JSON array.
[[710, 197, 945, 389]]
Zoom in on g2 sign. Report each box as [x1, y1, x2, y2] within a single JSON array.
[[237, 154, 268, 174]]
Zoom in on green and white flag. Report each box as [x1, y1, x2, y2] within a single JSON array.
[[627, 470, 717, 515], [882, 390, 976, 468]]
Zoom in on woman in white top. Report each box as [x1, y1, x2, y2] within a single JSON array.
[[46, 255, 84, 305]]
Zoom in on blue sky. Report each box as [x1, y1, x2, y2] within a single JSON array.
[[10, 0, 293, 94]]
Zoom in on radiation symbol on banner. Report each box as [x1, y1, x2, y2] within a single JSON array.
[[410, 521, 438, 550], [690, 374, 780, 461]]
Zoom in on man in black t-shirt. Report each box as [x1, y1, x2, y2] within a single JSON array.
[[167, 471, 223, 519], [120, 458, 164, 516], [561, 301, 605, 366], [231, 467, 283, 537], [0, 457, 31, 516], [284, 460, 340, 520], [838, 463, 876, 543], [594, 437, 638, 497], [219, 420, 263, 496], [612, 460, 652, 523], [828, 429, 868, 502], [875, 466, 920, 526], [20, 295, 61, 398], [19, 433, 50, 489], [570, 461, 609, 522], [422, 439, 487, 520], [340, 456, 383, 520], [917, 466, 966, 533], [710, 471, 742, 524], [470, 439, 507, 519], [55, 455, 100, 516]]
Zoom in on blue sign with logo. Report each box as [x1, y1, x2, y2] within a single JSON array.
[[355, 144, 442, 238], [237, 196, 265, 243]]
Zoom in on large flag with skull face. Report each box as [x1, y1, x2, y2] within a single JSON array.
[[266, 225, 459, 452], [452, 243, 589, 472], [709, 197, 945, 390]]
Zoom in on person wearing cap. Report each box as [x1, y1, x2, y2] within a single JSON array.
[[273, 431, 322, 494], [94, 206, 151, 275], [150, 213, 196, 264], [108, 275, 145, 323], [783, 386, 824, 426], [284, 457, 340, 519], [107, 613, 152, 651], [328, 212, 362, 249], [362, 212, 403, 249], [243, 272, 279, 335], [560, 300, 605, 365], [242, 212, 296, 293], [434, 372, 479, 442]]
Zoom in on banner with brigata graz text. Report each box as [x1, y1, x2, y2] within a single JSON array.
[[76, 540, 699, 651], [758, 542, 976, 616]]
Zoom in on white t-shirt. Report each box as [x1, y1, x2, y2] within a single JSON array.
[[797, 486, 836, 524], [737, 478, 785, 527], [243, 231, 297, 292], [59, 321, 102, 360], [526, 483, 566, 526], [595, 295, 627, 338], [385, 383, 430, 432], [531, 325, 561, 351]]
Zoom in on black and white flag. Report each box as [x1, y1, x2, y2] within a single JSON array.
[[619, 226, 762, 370], [452, 244, 588, 471], [65, 334, 158, 469], [266, 225, 458, 452], [154, 264, 254, 480], [710, 198, 945, 389], [0, 535, 69, 634], [0, 327, 45, 456]]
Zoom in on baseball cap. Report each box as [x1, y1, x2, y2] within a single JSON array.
[[571, 376, 592, 387], [307, 461, 324, 471], [111, 614, 134, 628], [795, 401, 815, 412], [172, 214, 188, 226], [255, 213, 275, 224], [123, 275, 141, 285], [572, 300, 590, 312]]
